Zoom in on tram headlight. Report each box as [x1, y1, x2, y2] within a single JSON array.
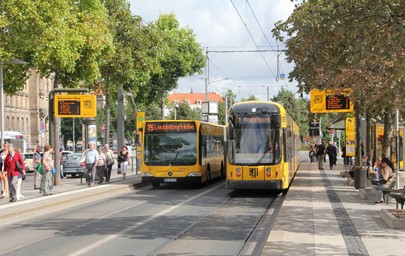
[[236, 168, 241, 177], [266, 168, 271, 177]]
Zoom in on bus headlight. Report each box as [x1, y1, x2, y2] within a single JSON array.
[[187, 172, 201, 177], [142, 172, 153, 177]]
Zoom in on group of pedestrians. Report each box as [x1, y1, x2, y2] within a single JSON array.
[[309, 140, 338, 170], [82, 143, 130, 187], [0, 141, 132, 202], [0, 142, 27, 202]]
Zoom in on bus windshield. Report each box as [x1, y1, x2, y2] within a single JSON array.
[[229, 113, 282, 165], [144, 131, 197, 166]]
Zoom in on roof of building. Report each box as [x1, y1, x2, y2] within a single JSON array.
[[168, 92, 223, 104]]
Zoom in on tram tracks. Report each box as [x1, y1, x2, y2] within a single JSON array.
[[153, 190, 283, 256]]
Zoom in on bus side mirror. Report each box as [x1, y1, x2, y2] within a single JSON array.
[[201, 135, 207, 147]]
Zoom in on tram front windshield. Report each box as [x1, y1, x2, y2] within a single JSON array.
[[144, 132, 197, 166], [229, 113, 282, 165]]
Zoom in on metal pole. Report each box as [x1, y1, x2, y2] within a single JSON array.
[[73, 118, 75, 151], [395, 108, 400, 189], [205, 47, 209, 102], [117, 86, 124, 152], [0, 62, 3, 147]]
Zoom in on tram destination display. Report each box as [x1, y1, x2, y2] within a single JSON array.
[[54, 95, 96, 118]]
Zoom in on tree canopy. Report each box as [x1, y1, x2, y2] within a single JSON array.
[[273, 0, 404, 156]]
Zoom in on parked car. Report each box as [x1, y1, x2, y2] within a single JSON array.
[[61, 150, 74, 158], [62, 153, 85, 177], [21, 153, 35, 173]]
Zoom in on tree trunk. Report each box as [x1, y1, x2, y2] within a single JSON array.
[[104, 79, 111, 146], [382, 110, 392, 158], [53, 71, 61, 186]]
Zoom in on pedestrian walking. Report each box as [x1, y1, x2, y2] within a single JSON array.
[[326, 142, 337, 170], [33, 145, 42, 192], [96, 146, 106, 184], [83, 143, 98, 187], [316, 140, 326, 170], [117, 146, 129, 179], [41, 144, 54, 196], [103, 144, 114, 183], [4, 144, 26, 202], [0, 143, 9, 198]]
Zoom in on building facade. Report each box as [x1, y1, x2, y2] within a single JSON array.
[[3, 68, 53, 149]]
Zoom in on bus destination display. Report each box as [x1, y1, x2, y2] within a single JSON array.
[[58, 100, 80, 115], [326, 94, 351, 110]]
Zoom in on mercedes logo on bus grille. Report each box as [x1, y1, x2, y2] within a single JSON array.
[[168, 171, 173, 176]]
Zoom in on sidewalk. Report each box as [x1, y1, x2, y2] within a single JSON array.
[[0, 165, 143, 206], [261, 160, 405, 256]]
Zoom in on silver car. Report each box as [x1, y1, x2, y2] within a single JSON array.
[[62, 153, 85, 177]]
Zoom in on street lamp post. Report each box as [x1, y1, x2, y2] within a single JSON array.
[[174, 103, 179, 120], [0, 59, 27, 147]]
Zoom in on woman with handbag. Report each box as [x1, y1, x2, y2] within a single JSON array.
[[4, 144, 26, 202], [117, 146, 129, 179], [41, 144, 54, 196]]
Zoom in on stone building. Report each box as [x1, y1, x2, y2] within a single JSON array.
[[3, 68, 53, 149]]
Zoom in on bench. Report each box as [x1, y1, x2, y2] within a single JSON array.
[[389, 185, 405, 209], [382, 179, 397, 205]]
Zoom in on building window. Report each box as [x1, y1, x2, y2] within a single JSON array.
[[196, 100, 201, 104]]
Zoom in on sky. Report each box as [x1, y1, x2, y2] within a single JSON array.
[[129, 0, 298, 101]]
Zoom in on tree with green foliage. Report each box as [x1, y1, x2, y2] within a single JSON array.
[[1, 0, 113, 184], [240, 94, 259, 102], [167, 102, 202, 121], [272, 89, 310, 136], [136, 13, 206, 118], [273, 0, 404, 158], [1, 0, 113, 91]]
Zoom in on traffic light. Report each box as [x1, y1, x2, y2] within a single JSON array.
[[309, 121, 320, 136]]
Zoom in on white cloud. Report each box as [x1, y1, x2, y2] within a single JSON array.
[[129, 0, 298, 100]]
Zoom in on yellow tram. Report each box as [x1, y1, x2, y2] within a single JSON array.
[[226, 101, 301, 191]]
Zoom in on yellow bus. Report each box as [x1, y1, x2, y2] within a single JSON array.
[[140, 120, 226, 188], [226, 101, 301, 192]]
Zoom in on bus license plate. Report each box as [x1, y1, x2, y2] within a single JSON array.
[[164, 178, 177, 182]]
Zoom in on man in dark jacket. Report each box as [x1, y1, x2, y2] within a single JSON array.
[[316, 140, 326, 170], [326, 142, 337, 170]]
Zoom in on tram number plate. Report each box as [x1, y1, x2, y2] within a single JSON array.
[[164, 178, 177, 182]]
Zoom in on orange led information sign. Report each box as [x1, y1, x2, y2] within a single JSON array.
[[54, 95, 96, 118], [326, 94, 351, 110], [146, 122, 196, 133], [310, 89, 353, 113]]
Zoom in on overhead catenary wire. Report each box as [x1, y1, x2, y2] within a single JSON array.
[[229, 0, 277, 80]]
